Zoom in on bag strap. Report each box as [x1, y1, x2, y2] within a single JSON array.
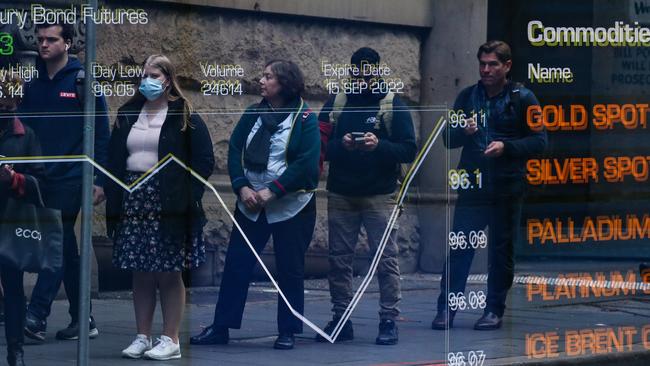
[[377, 92, 395, 136], [328, 93, 348, 133], [509, 82, 523, 120], [329, 92, 397, 137], [23, 175, 45, 208], [75, 69, 86, 108]]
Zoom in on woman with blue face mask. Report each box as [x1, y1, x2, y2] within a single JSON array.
[[104, 55, 215, 361]]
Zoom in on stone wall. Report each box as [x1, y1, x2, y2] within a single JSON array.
[[86, 2, 424, 279]]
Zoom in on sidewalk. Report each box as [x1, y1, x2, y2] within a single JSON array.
[[5, 260, 650, 365]]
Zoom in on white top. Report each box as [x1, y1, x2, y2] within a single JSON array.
[[237, 113, 313, 224], [126, 105, 167, 172]]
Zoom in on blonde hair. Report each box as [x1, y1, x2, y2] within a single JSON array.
[[130, 54, 194, 131]]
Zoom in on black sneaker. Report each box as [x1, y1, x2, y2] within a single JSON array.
[[24, 313, 47, 342], [375, 319, 398, 345], [473, 311, 502, 330], [7, 346, 25, 366], [315, 315, 354, 342], [273, 333, 295, 350], [55, 316, 99, 340], [431, 310, 455, 330]]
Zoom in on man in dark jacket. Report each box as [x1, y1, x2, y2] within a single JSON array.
[[432, 40, 546, 331], [316, 47, 416, 345], [18, 21, 110, 342]]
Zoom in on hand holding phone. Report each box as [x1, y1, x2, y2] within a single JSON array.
[[351, 132, 366, 145]]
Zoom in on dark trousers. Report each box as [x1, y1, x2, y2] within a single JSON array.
[[2, 265, 25, 350], [437, 185, 524, 318], [213, 197, 316, 334], [28, 183, 91, 323]]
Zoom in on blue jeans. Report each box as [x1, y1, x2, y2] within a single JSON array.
[[437, 181, 525, 317], [27, 182, 91, 323]]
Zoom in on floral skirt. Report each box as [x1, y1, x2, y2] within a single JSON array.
[[112, 172, 205, 272]]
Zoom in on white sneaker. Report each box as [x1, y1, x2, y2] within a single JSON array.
[[144, 335, 181, 360], [121, 334, 152, 359]]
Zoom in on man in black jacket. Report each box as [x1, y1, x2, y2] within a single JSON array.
[[432, 40, 546, 331], [18, 21, 109, 342], [316, 47, 416, 345]]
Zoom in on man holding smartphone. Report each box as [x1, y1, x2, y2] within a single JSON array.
[[317, 47, 416, 345]]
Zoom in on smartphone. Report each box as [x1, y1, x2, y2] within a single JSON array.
[[351, 132, 366, 144]]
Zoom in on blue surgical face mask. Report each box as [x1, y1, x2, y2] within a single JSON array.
[[139, 77, 165, 101]]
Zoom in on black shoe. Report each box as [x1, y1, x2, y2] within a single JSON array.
[[474, 312, 502, 330], [7, 344, 25, 366], [431, 310, 455, 330], [190, 325, 229, 345], [375, 319, 398, 345], [315, 315, 353, 342], [24, 313, 47, 342], [273, 333, 294, 350], [55, 316, 99, 340]]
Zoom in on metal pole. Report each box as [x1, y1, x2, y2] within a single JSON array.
[[78, 0, 97, 364]]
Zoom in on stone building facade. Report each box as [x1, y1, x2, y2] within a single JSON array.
[[3, 0, 488, 288]]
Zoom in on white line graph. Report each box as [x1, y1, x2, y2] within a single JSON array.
[[0, 115, 446, 343]]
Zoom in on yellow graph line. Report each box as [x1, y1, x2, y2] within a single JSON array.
[[0, 153, 180, 192], [125, 153, 174, 189], [395, 115, 445, 204]]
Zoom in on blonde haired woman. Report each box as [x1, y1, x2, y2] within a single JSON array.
[[105, 55, 214, 360]]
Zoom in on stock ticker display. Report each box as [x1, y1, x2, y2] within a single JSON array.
[[2, 1, 650, 365]]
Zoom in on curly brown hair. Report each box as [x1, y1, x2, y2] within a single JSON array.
[[264, 59, 304, 101]]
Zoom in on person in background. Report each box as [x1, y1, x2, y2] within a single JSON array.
[[432, 40, 546, 331], [190, 59, 319, 350], [19, 20, 110, 342], [0, 76, 45, 366], [317, 47, 416, 346], [105, 54, 214, 360]]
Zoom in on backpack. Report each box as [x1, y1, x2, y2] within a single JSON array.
[[328, 92, 396, 135], [508, 82, 523, 121], [75, 69, 85, 108]]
